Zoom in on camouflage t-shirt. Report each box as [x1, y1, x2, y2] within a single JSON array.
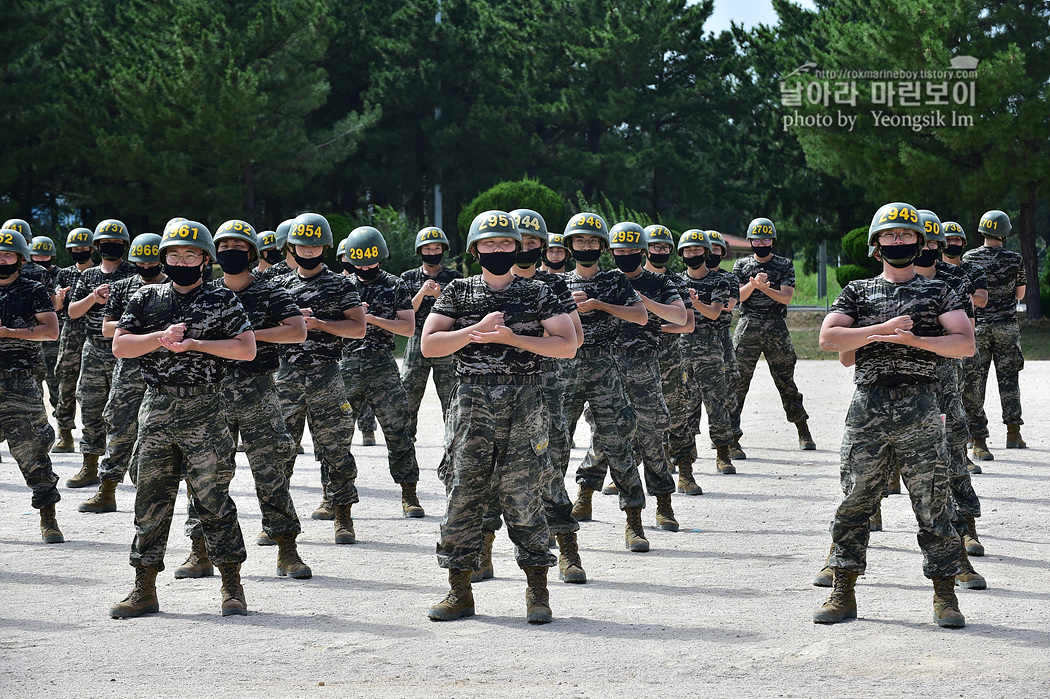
[[734, 254, 795, 318], [226, 276, 302, 374], [104, 275, 147, 325], [118, 281, 252, 386], [563, 269, 641, 348], [401, 266, 463, 333], [713, 268, 739, 332], [0, 275, 54, 371], [20, 261, 55, 293], [533, 270, 577, 315], [71, 262, 138, 343], [830, 273, 966, 387], [431, 275, 565, 377], [679, 269, 734, 331], [276, 267, 362, 368], [930, 262, 974, 318], [344, 269, 412, 356], [55, 265, 86, 323], [962, 246, 1026, 324], [616, 269, 683, 355], [255, 260, 292, 281]]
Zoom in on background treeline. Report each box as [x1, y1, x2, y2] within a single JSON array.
[[3, 0, 1049, 315]]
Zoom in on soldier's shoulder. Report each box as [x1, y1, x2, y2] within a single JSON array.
[[441, 267, 464, 281]]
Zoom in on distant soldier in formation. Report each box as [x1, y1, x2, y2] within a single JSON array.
[[30, 235, 62, 411]]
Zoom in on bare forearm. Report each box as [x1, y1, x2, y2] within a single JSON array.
[[317, 318, 366, 339], [113, 331, 165, 358], [254, 324, 307, 344], [503, 332, 576, 359], [819, 324, 876, 352], [599, 301, 647, 325], [102, 318, 118, 338], [738, 283, 754, 302], [691, 300, 723, 321], [971, 290, 988, 308], [368, 315, 415, 337], [643, 297, 688, 325], [422, 327, 474, 357], [761, 286, 794, 304], [67, 295, 97, 319], [909, 332, 974, 359]]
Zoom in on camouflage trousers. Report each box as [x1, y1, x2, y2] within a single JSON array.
[[129, 386, 245, 571], [76, 338, 117, 456], [656, 336, 691, 438], [937, 361, 981, 521], [668, 330, 734, 467], [0, 372, 59, 508], [720, 327, 739, 425], [53, 321, 87, 429], [357, 403, 376, 433], [731, 315, 808, 437], [41, 339, 59, 411], [187, 369, 300, 539], [276, 361, 359, 506], [829, 384, 961, 579], [340, 352, 419, 484], [962, 321, 1023, 439], [437, 380, 557, 571], [561, 350, 645, 510], [577, 355, 676, 497], [400, 333, 458, 439], [98, 358, 146, 484]]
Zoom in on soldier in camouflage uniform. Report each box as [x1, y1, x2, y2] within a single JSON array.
[[0, 227, 63, 543], [706, 231, 741, 437], [540, 231, 571, 274], [400, 227, 463, 443], [423, 210, 575, 624], [3, 222, 55, 401], [558, 213, 651, 553], [66, 220, 138, 488], [274, 213, 367, 543], [255, 219, 296, 281], [51, 227, 96, 453], [337, 225, 424, 518], [254, 228, 283, 275], [671, 230, 738, 477], [77, 233, 167, 514], [109, 220, 257, 618], [813, 202, 972, 629], [961, 210, 1027, 460], [730, 218, 814, 455], [30, 235, 62, 411], [576, 221, 686, 533]]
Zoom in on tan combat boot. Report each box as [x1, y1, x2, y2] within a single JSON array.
[[109, 566, 160, 618], [401, 482, 425, 518], [39, 503, 64, 544], [715, 445, 736, 475], [869, 504, 883, 532], [555, 532, 586, 584], [219, 564, 248, 616], [571, 485, 595, 521], [888, 464, 901, 495], [333, 503, 357, 544], [932, 577, 965, 628], [428, 568, 475, 621], [1005, 424, 1026, 449], [624, 508, 650, 552], [971, 437, 993, 462], [66, 453, 100, 488], [311, 487, 334, 520], [523, 566, 553, 624], [275, 534, 313, 579], [78, 479, 117, 513], [965, 456, 982, 475], [813, 544, 835, 587], [796, 420, 816, 450], [654, 493, 679, 532], [361, 430, 376, 446], [173, 536, 214, 578], [676, 462, 703, 496], [52, 427, 75, 453], [256, 530, 275, 546], [729, 438, 747, 461], [956, 543, 986, 590], [812, 568, 859, 623], [471, 530, 495, 583], [601, 480, 619, 495], [963, 516, 984, 557]]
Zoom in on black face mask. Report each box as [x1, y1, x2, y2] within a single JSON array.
[[340, 260, 356, 274], [944, 244, 964, 258], [915, 248, 940, 268], [880, 242, 919, 269], [163, 262, 203, 286], [647, 252, 671, 268], [71, 249, 93, 264], [613, 252, 642, 273], [263, 249, 283, 264], [216, 249, 251, 275], [421, 252, 444, 266], [477, 250, 517, 276], [515, 247, 543, 268], [292, 251, 324, 270], [137, 264, 162, 281], [0, 262, 19, 279], [544, 256, 566, 271], [750, 244, 772, 258], [98, 241, 125, 261], [572, 249, 602, 267], [706, 253, 723, 269], [683, 255, 706, 269], [355, 266, 382, 282]]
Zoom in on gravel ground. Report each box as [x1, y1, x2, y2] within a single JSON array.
[[2, 360, 1048, 698]]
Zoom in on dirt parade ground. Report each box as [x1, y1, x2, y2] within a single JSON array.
[[2, 359, 1049, 698]]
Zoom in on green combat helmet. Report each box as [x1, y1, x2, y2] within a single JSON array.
[[942, 221, 967, 243], [677, 228, 709, 253], [867, 202, 924, 257], [917, 210, 946, 246], [93, 219, 131, 245], [547, 232, 568, 251], [415, 226, 450, 252], [746, 218, 777, 240], [510, 209, 550, 243], [258, 230, 278, 253], [275, 219, 295, 250], [287, 213, 332, 248], [31, 236, 57, 257], [2, 218, 32, 240], [215, 220, 260, 259], [467, 210, 521, 253], [345, 226, 389, 265], [336, 238, 348, 259], [644, 224, 675, 249], [978, 209, 1011, 239], [609, 222, 646, 250], [66, 228, 93, 249], [128, 234, 162, 264], [159, 219, 216, 260], [0, 227, 32, 261], [705, 230, 729, 254], [563, 212, 610, 247]]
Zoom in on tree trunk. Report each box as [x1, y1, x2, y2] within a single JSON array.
[[1019, 185, 1042, 320]]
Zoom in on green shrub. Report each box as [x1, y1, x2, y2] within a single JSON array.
[[841, 227, 874, 265], [835, 264, 873, 287], [457, 178, 566, 240]]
